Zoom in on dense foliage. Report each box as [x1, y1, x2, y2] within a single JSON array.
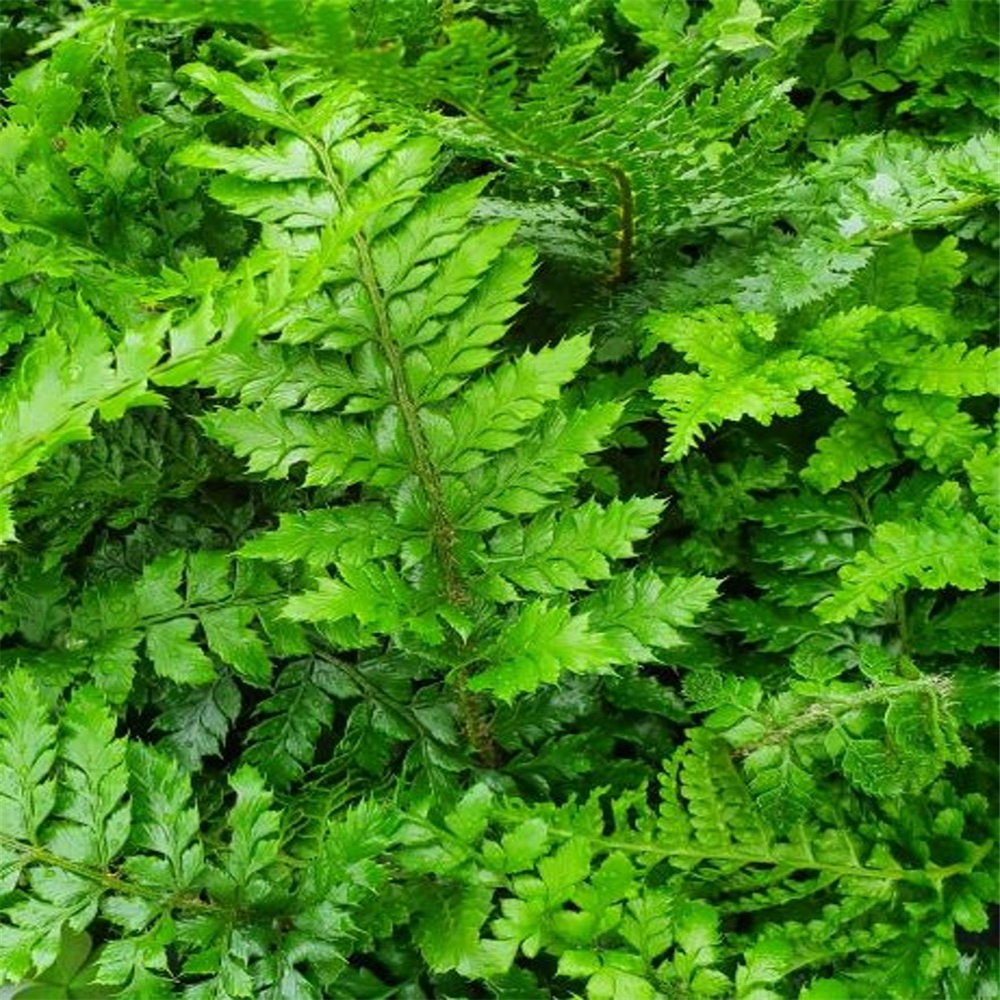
[[0, 1, 997, 997]]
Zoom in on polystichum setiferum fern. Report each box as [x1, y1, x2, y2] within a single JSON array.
[[0, 1, 997, 998]]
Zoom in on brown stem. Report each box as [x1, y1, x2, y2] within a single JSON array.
[[438, 99, 636, 284], [608, 164, 635, 283], [456, 667, 500, 768]]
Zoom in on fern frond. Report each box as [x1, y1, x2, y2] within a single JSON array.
[[881, 342, 1000, 397], [885, 392, 987, 471], [239, 507, 401, 570], [59, 550, 280, 697], [648, 307, 853, 462], [154, 676, 242, 771], [892, 0, 973, 70], [672, 455, 790, 532], [395, 730, 987, 996], [734, 136, 999, 314], [964, 443, 1000, 530], [438, 335, 593, 471], [450, 403, 624, 526], [682, 730, 773, 851], [802, 403, 898, 492], [580, 571, 720, 661], [469, 602, 621, 701], [0, 306, 164, 543], [0, 678, 128, 981], [742, 743, 817, 831], [816, 482, 999, 622], [0, 668, 403, 994], [117, 0, 355, 56], [0, 670, 58, 858], [243, 660, 340, 789], [479, 497, 665, 596], [51, 688, 131, 871], [123, 743, 204, 896]]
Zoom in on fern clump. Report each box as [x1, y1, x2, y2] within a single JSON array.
[[162, 63, 713, 729], [0, 1, 996, 997]]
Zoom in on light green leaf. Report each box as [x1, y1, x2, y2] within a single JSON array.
[[581, 570, 718, 660], [125, 744, 203, 892], [802, 404, 898, 492], [486, 496, 664, 595], [415, 884, 493, 974], [240, 506, 401, 569], [50, 687, 130, 867], [816, 483, 1000, 622], [965, 443, 1000, 530], [440, 335, 593, 469], [199, 606, 271, 686], [0, 671, 58, 854], [223, 766, 281, 892], [469, 602, 622, 701], [145, 619, 216, 685]]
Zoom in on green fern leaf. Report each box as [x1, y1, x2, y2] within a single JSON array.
[[892, 1, 972, 69], [439, 335, 593, 471], [283, 562, 426, 638], [679, 732, 771, 852], [743, 744, 816, 831], [481, 496, 665, 596], [65, 551, 278, 695], [51, 687, 130, 869], [155, 676, 242, 771], [816, 482, 1000, 622], [145, 618, 216, 685], [580, 571, 720, 661], [885, 392, 987, 471], [964, 443, 1000, 530], [451, 403, 623, 527], [802, 404, 898, 492], [215, 766, 282, 902], [654, 357, 852, 462], [198, 404, 380, 485], [881, 342, 1000, 397], [239, 506, 401, 570], [647, 307, 853, 462], [244, 661, 340, 789], [414, 883, 494, 975], [0, 671, 58, 857], [469, 602, 621, 701], [0, 683, 129, 982], [909, 593, 1000, 654], [123, 744, 204, 894], [0, 309, 164, 543]]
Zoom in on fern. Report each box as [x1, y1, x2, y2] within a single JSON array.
[[648, 232, 999, 473], [116, 1, 809, 284], [802, 403, 898, 493], [242, 658, 340, 789], [166, 63, 711, 716], [1, 3, 997, 997], [816, 482, 999, 622], [394, 730, 993, 999], [0, 671, 400, 998], [154, 675, 242, 772], [0, 310, 161, 543], [894, 0, 974, 67], [6, 549, 283, 702], [965, 442, 1000, 530], [884, 391, 988, 472], [646, 305, 854, 462]]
